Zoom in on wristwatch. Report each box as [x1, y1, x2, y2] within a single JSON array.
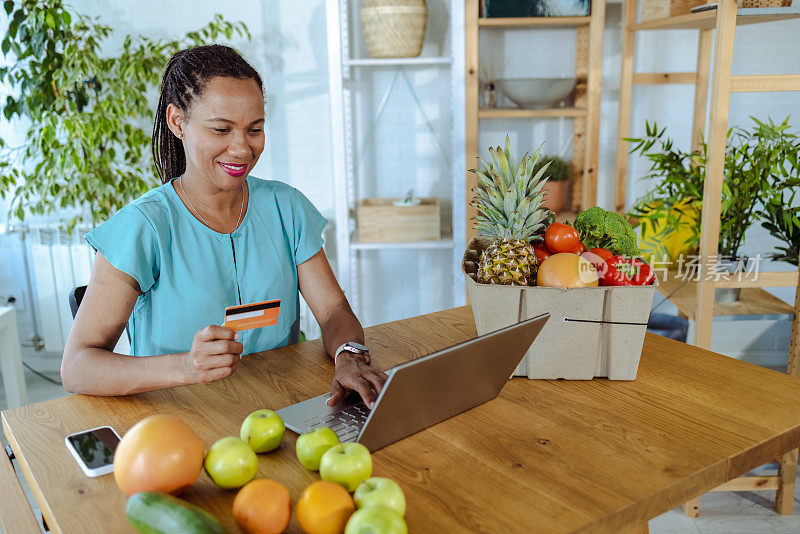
[[334, 341, 371, 366]]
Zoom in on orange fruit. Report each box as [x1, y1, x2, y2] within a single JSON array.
[[233, 479, 292, 534], [296, 480, 355, 534], [113, 414, 204, 496], [537, 252, 599, 288]]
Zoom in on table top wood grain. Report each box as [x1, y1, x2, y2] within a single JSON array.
[[0, 442, 40, 533], [3, 306, 800, 533]]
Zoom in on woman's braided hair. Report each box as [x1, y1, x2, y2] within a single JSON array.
[[152, 45, 263, 184]]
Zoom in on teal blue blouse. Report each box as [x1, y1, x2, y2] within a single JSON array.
[[84, 176, 327, 357]]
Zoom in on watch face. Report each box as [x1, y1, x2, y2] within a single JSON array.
[[347, 342, 369, 352]]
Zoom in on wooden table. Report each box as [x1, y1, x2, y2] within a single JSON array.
[[4, 306, 800, 533]]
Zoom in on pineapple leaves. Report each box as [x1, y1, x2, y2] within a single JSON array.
[[516, 160, 527, 201], [473, 137, 554, 241], [503, 187, 517, 217], [487, 186, 504, 210], [489, 168, 506, 191], [489, 147, 514, 191], [504, 135, 516, 174], [514, 154, 528, 187], [516, 196, 532, 223], [475, 203, 507, 226], [529, 159, 552, 196], [474, 168, 495, 191]]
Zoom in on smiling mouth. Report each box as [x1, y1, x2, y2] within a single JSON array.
[[218, 162, 249, 177], [219, 162, 248, 171]]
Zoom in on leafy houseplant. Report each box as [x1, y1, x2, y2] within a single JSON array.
[[533, 155, 570, 213], [754, 119, 800, 265], [0, 0, 250, 229], [760, 188, 800, 265], [627, 117, 798, 262]]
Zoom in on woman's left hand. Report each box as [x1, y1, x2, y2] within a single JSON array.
[[327, 354, 388, 409]]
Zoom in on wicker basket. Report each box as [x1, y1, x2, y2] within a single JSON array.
[[361, 0, 428, 58], [740, 0, 792, 6]]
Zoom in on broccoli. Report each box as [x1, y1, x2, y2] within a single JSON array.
[[574, 206, 640, 257]]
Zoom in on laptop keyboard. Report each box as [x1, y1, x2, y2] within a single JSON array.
[[303, 403, 370, 443]]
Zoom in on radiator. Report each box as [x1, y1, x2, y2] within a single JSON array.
[[26, 225, 94, 353]]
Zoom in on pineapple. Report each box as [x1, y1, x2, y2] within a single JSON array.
[[469, 136, 552, 286]]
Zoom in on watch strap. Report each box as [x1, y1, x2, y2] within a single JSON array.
[[334, 342, 370, 365]]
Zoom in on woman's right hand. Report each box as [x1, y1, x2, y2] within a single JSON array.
[[183, 325, 244, 384]]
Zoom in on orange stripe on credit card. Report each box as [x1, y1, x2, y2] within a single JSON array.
[[224, 300, 280, 332]]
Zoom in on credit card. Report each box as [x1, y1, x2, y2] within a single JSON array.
[[223, 300, 280, 332]]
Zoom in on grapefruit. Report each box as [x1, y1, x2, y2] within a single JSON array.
[[537, 253, 599, 288], [114, 414, 204, 496]]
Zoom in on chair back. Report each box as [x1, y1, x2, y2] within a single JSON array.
[[68, 285, 130, 344]]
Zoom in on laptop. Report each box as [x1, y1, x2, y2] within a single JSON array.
[[276, 313, 550, 452]]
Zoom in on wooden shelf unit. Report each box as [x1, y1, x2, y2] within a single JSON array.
[[478, 16, 590, 27], [478, 107, 588, 119], [465, 1, 606, 240], [631, 6, 800, 31], [655, 272, 794, 321], [614, 0, 800, 517]]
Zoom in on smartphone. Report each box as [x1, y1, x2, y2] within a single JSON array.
[[64, 426, 121, 477]]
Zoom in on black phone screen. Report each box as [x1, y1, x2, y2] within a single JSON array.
[[67, 427, 119, 469]]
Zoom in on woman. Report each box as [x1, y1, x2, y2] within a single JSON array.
[[62, 45, 386, 408]]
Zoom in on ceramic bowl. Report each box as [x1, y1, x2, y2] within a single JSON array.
[[494, 78, 577, 108]]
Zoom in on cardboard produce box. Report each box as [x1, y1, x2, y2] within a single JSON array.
[[463, 237, 655, 380], [357, 198, 440, 242]]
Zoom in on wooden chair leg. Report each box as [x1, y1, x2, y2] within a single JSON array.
[[775, 448, 798, 515], [682, 497, 699, 518]]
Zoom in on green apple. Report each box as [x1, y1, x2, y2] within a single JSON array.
[[296, 427, 340, 471], [353, 477, 406, 516], [204, 436, 258, 489], [240, 409, 285, 453], [345, 506, 407, 534], [319, 443, 373, 492]]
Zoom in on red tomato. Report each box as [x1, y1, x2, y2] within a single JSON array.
[[533, 244, 552, 263], [544, 223, 580, 254], [587, 247, 613, 261], [571, 242, 587, 255]]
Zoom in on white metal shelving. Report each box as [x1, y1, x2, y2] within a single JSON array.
[[326, 0, 466, 324], [344, 56, 452, 66]]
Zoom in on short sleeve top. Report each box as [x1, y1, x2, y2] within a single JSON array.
[[84, 176, 327, 356]]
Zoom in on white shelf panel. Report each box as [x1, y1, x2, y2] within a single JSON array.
[[345, 57, 452, 67], [350, 233, 455, 250]]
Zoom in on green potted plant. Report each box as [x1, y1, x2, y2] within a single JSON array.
[[627, 117, 798, 301], [534, 154, 570, 213], [761, 188, 800, 265], [0, 0, 250, 229], [757, 119, 800, 265]]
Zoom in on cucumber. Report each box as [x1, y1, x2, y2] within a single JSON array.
[[125, 491, 226, 534]]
